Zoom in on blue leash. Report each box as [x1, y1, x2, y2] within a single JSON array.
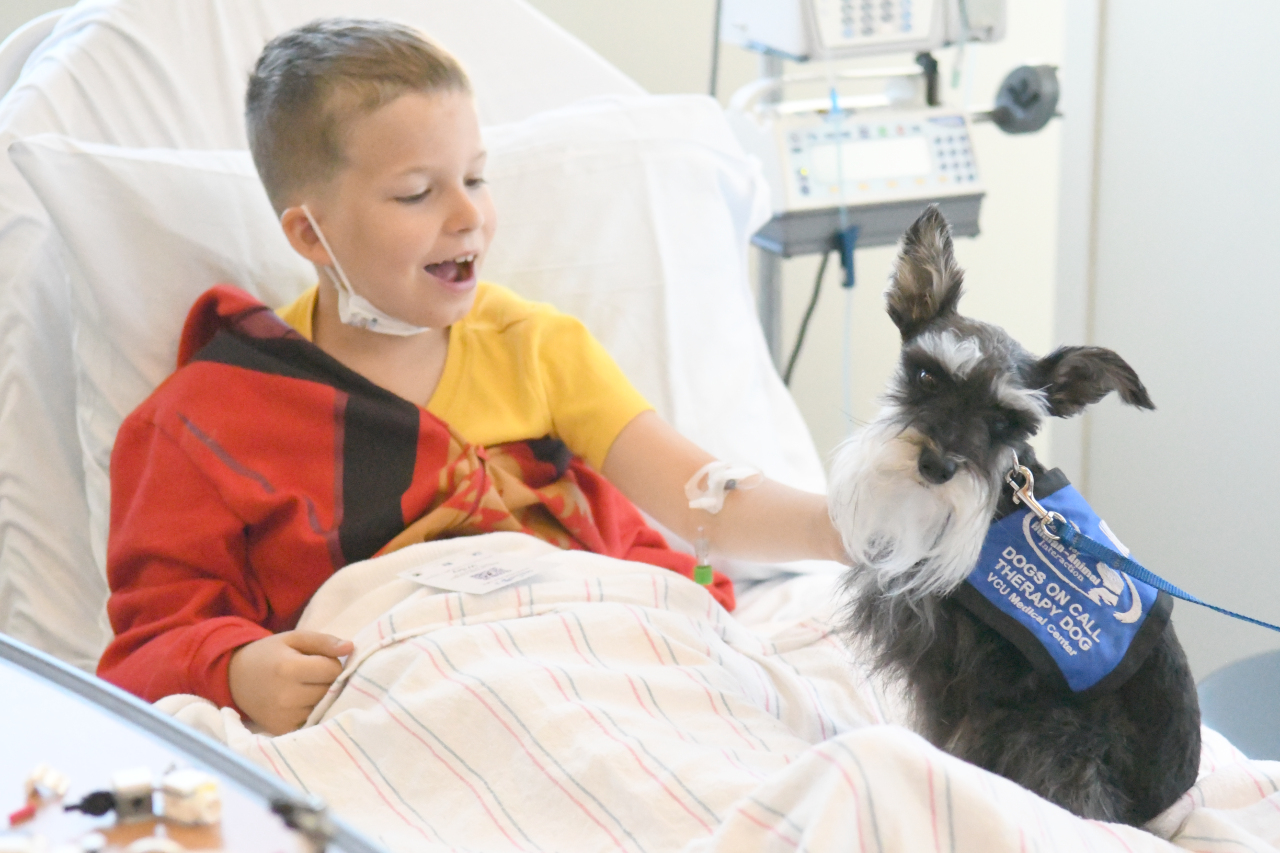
[[1007, 460, 1280, 634]]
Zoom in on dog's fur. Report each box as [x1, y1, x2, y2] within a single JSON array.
[[831, 206, 1200, 826]]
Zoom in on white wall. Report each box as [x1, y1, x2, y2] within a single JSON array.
[[526, 0, 1064, 464], [1059, 0, 1280, 680], [0, 0, 66, 44]]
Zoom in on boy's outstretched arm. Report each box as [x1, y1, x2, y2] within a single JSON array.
[[602, 411, 849, 565]]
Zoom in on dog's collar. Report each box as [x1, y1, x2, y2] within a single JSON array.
[[993, 459, 1069, 523]]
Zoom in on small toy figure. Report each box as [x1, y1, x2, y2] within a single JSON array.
[[9, 763, 70, 826], [160, 769, 220, 826], [109, 767, 154, 823], [24, 764, 70, 802]]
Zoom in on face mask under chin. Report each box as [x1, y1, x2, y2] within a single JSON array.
[[299, 204, 432, 337]]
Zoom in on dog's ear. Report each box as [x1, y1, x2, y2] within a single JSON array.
[[886, 205, 965, 340], [1029, 346, 1155, 417]]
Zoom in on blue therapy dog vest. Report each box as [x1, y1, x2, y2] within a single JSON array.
[[953, 469, 1173, 694]]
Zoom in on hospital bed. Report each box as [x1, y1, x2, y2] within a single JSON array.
[[0, 2, 1277, 851]]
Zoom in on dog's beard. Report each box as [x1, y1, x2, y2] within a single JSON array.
[[829, 415, 998, 599]]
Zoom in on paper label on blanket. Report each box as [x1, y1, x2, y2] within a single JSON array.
[[960, 484, 1161, 693], [399, 550, 547, 594]]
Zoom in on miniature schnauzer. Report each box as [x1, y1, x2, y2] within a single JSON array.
[[830, 206, 1200, 826]]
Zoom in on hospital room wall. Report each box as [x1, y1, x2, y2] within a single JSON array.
[[0, 0, 64, 43], [1058, 0, 1280, 680], [526, 0, 1064, 465]]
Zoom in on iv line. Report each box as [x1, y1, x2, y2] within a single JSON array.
[[824, 59, 857, 436]]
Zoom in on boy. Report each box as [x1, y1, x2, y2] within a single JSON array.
[[98, 19, 847, 735]]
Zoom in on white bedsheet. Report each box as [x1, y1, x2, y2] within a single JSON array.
[[164, 534, 1280, 853]]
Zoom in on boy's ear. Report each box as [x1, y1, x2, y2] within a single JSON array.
[[279, 206, 332, 267], [1029, 346, 1155, 417], [885, 205, 965, 340]]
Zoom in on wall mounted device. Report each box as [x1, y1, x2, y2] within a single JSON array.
[[720, 0, 1006, 62], [729, 105, 984, 257], [716, 0, 1057, 394]]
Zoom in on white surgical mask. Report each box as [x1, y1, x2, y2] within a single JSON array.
[[299, 205, 430, 336]]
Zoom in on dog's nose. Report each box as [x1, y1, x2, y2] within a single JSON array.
[[918, 448, 958, 484]]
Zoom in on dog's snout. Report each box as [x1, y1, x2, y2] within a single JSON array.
[[918, 447, 958, 484]]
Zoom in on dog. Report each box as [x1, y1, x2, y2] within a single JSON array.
[[829, 206, 1200, 826]]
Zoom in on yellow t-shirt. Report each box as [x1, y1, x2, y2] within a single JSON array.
[[276, 283, 652, 471]]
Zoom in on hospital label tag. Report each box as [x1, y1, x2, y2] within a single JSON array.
[[955, 478, 1171, 694], [400, 550, 545, 595]]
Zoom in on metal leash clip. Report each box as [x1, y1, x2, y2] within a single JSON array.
[[1005, 451, 1074, 540]]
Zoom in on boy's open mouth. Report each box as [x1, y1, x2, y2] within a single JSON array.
[[424, 254, 476, 283]]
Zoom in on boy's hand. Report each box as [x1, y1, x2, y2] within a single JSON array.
[[228, 631, 354, 736]]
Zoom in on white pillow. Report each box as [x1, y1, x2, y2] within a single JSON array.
[[9, 140, 315, 577], [10, 94, 827, 591]]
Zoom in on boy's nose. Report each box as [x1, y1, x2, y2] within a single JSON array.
[[445, 185, 485, 233]]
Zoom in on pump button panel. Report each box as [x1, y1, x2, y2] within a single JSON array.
[[777, 110, 982, 210]]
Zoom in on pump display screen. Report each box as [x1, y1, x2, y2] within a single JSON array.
[[779, 112, 980, 210], [809, 136, 931, 183]]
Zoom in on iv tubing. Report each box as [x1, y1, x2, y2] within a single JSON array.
[[823, 58, 857, 436]]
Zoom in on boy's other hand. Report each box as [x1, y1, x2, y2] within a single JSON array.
[[228, 631, 354, 735]]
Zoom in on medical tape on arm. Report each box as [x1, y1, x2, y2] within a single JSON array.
[[684, 461, 762, 515]]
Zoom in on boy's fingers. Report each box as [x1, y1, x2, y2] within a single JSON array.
[[277, 679, 333, 711], [283, 630, 353, 658], [289, 653, 345, 686], [231, 634, 349, 734]]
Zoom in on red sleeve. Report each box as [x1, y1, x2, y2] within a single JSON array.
[[97, 414, 271, 709]]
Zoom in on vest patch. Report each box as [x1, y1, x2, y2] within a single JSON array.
[[954, 471, 1172, 694]]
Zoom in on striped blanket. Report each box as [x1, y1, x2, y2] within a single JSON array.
[[164, 533, 1280, 852]]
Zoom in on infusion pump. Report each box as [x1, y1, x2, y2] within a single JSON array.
[[741, 109, 979, 212], [729, 107, 984, 254], [721, 0, 1005, 61]]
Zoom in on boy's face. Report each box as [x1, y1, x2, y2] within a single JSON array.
[[308, 90, 495, 328]]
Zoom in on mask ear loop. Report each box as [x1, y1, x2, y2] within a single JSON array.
[[297, 204, 431, 336], [300, 204, 358, 304]]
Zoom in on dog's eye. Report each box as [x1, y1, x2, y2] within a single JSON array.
[[989, 412, 1029, 440], [916, 368, 939, 389]]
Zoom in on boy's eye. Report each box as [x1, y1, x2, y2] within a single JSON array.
[[465, 176, 487, 189], [396, 189, 430, 203]]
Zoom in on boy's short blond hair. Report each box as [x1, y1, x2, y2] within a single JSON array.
[[246, 18, 471, 214]]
